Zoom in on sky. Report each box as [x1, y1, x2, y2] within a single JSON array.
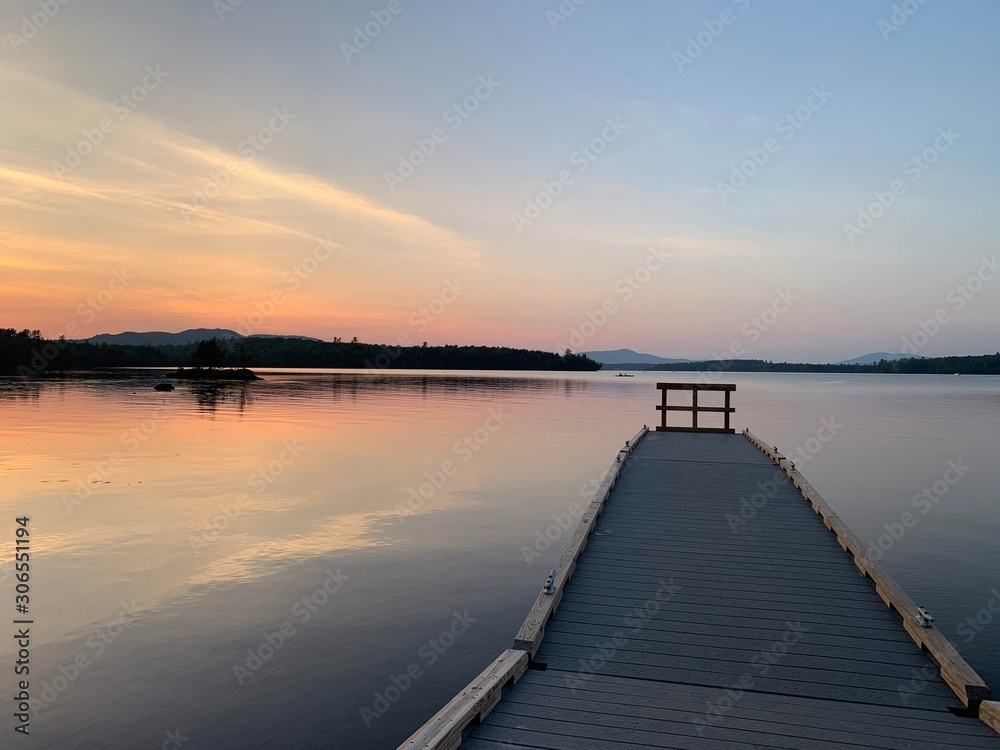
[[1, 0, 999, 362]]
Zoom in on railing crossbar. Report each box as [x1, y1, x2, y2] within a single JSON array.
[[656, 382, 736, 433]]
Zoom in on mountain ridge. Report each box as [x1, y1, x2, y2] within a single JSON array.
[[582, 348, 691, 365], [835, 352, 927, 365], [85, 329, 321, 345]]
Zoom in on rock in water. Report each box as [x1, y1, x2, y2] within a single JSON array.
[[154, 383, 175, 392]]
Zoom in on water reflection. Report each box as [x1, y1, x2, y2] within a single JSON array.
[[0, 370, 997, 749], [0, 381, 41, 400], [188, 382, 257, 415]]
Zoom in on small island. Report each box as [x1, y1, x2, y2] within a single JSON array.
[[171, 367, 260, 380], [169, 339, 261, 381]]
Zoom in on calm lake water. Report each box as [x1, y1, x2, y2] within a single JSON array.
[[1, 370, 998, 749]]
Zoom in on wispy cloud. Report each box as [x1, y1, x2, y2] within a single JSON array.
[[0, 65, 481, 337]]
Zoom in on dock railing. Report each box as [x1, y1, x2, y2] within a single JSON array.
[[656, 382, 736, 433]]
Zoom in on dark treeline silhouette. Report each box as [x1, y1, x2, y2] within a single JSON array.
[[609, 359, 875, 373], [0, 329, 601, 374], [609, 355, 1000, 375], [0, 329, 45, 366], [874, 353, 1000, 374], [6, 328, 999, 376]]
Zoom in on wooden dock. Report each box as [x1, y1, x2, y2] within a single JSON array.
[[401, 384, 1000, 749]]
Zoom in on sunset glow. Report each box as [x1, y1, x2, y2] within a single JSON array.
[[3, 1, 998, 361]]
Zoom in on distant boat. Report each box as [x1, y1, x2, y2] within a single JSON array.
[[615, 373, 634, 377]]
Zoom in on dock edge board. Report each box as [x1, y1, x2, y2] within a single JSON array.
[[743, 428, 995, 731], [511, 425, 649, 657], [983, 702, 1000, 735], [397, 649, 529, 750]]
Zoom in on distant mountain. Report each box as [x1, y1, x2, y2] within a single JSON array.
[[87, 329, 242, 346], [583, 349, 690, 365], [85, 329, 322, 345], [837, 352, 926, 366]]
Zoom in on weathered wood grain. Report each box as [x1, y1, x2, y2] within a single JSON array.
[[398, 649, 529, 750], [983, 701, 1000, 735]]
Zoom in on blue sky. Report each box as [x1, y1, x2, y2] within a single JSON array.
[[2, 0, 999, 361]]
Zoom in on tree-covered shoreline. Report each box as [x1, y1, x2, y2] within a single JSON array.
[[4, 329, 999, 377], [0, 329, 601, 375], [600, 353, 1000, 375]]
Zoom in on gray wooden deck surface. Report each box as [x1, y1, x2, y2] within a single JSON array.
[[460, 431, 1000, 749]]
